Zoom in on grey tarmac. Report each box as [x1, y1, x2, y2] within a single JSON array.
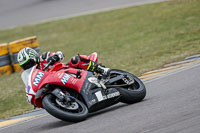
[[1, 63, 200, 133], [0, 0, 165, 30]]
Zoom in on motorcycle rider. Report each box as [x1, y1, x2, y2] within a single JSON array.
[[17, 47, 110, 76]]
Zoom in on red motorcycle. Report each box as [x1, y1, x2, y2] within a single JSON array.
[[21, 61, 146, 122]]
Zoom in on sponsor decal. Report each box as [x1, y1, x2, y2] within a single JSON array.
[[27, 85, 31, 93], [71, 78, 78, 85], [88, 99, 96, 105], [61, 74, 71, 85], [33, 72, 44, 86], [106, 91, 120, 99], [57, 73, 64, 79], [57, 73, 61, 77], [95, 91, 120, 102]]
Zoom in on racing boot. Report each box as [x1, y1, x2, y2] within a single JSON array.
[[87, 61, 110, 76]]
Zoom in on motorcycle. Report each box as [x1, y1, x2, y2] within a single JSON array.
[[21, 61, 146, 122]]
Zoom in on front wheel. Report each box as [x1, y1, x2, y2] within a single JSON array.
[[110, 69, 146, 104], [42, 94, 88, 122]]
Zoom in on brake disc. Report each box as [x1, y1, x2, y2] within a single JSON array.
[[56, 98, 79, 110]]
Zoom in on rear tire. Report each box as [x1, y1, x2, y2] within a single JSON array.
[[110, 69, 146, 104], [42, 94, 88, 122]]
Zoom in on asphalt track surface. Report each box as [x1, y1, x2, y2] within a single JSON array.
[[1, 64, 200, 133], [0, 0, 165, 30]]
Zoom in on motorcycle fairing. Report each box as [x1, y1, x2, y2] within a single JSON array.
[[30, 67, 87, 95], [23, 66, 88, 107], [80, 72, 121, 112], [22, 67, 36, 95], [21, 67, 37, 104]]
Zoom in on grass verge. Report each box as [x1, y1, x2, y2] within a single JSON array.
[[0, 0, 200, 120]]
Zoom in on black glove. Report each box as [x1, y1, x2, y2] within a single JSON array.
[[47, 55, 59, 65]]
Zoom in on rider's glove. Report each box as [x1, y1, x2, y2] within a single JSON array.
[[47, 55, 60, 65]]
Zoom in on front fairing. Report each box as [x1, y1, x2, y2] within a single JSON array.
[[41, 68, 88, 93], [21, 65, 49, 95], [21, 66, 88, 95], [21, 67, 36, 95], [23, 66, 54, 94]]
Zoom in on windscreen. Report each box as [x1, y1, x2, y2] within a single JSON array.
[[21, 67, 34, 88]]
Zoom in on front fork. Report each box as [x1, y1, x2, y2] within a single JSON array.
[[51, 88, 71, 102], [51, 88, 80, 111]]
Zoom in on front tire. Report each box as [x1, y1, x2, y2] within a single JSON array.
[[42, 94, 88, 122]]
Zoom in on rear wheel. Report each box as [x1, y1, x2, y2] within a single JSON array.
[[42, 94, 88, 122], [110, 69, 146, 104]]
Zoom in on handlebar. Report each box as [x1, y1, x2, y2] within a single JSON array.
[[42, 60, 52, 71]]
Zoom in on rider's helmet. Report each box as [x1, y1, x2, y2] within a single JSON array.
[[17, 47, 40, 70]]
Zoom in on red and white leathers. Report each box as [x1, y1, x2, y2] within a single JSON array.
[[39, 51, 98, 72], [68, 53, 98, 70]]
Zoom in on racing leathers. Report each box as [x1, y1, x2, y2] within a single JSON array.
[[39, 51, 110, 76], [25, 51, 110, 107]]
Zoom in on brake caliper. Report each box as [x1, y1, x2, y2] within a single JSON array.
[[122, 75, 135, 85]]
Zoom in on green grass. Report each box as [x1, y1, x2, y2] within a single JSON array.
[[0, 0, 200, 120]]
